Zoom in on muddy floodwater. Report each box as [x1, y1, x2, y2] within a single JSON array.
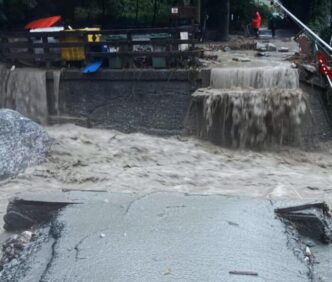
[[0, 124, 331, 230]]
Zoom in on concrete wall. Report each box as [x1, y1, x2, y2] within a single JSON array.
[[298, 66, 332, 142], [47, 70, 202, 135]]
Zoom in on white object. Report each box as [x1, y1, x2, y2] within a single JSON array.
[[171, 8, 179, 14], [304, 256, 310, 263], [305, 246, 312, 257], [132, 34, 152, 52], [30, 27, 64, 33], [179, 32, 189, 51], [21, 231, 33, 243]]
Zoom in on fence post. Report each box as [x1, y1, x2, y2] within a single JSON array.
[[42, 35, 51, 68], [127, 31, 133, 68]]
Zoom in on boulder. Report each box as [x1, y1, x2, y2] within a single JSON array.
[[279, 47, 289, 53], [0, 109, 49, 180], [302, 64, 316, 73], [256, 42, 266, 51], [232, 57, 251, 62], [266, 43, 277, 52], [256, 42, 277, 52], [256, 52, 270, 57]]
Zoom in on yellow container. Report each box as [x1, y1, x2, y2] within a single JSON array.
[[61, 28, 101, 61]]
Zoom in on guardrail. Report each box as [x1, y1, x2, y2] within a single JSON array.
[[272, 0, 332, 88], [0, 27, 200, 68]]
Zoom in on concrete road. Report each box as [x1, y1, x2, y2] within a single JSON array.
[[2, 192, 315, 282]]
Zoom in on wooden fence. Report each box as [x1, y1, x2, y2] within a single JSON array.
[[0, 27, 200, 68]]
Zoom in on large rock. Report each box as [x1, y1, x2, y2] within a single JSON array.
[[265, 42, 277, 51], [0, 109, 49, 180], [256, 42, 277, 52]]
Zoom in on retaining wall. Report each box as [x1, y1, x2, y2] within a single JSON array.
[[47, 69, 203, 134]]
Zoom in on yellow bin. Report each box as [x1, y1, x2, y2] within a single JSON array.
[[61, 28, 101, 61]]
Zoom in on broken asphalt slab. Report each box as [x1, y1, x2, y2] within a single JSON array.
[[1, 192, 330, 282]]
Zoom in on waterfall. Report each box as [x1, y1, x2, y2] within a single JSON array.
[[187, 66, 308, 148], [211, 67, 299, 89], [0, 64, 48, 125], [52, 70, 62, 116], [192, 88, 306, 148]]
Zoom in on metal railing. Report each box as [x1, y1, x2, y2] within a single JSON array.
[[272, 0, 332, 88], [273, 0, 332, 54]]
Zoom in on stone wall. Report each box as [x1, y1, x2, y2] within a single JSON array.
[[47, 69, 202, 135]]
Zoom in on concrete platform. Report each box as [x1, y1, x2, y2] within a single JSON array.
[[0, 192, 315, 282]]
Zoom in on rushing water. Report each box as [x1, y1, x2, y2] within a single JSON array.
[[0, 66, 330, 233], [0, 64, 48, 125], [188, 66, 307, 148], [210, 66, 300, 89], [0, 124, 331, 232]]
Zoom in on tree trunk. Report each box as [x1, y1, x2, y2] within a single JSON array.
[[152, 0, 158, 27], [218, 0, 230, 41], [135, 0, 139, 27], [196, 0, 201, 25]]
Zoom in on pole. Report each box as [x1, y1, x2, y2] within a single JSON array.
[[330, 0, 332, 44], [135, 0, 139, 27], [273, 0, 332, 53], [218, 0, 230, 41], [196, 0, 201, 25]]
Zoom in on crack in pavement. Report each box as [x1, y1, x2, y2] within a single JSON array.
[[124, 192, 159, 215], [39, 221, 63, 282], [72, 194, 161, 263], [73, 226, 112, 262], [74, 235, 89, 261]]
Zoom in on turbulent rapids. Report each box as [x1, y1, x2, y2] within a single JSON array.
[[187, 66, 308, 148]]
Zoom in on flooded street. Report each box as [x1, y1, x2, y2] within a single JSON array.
[[0, 31, 330, 232], [2, 1, 332, 280], [1, 124, 332, 231]]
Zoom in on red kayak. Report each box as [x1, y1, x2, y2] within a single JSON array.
[[25, 16, 61, 30]]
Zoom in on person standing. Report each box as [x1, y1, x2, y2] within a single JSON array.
[[251, 11, 262, 38]]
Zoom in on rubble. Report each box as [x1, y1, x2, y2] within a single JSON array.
[[0, 230, 36, 270], [279, 47, 289, 52], [275, 202, 332, 244], [302, 64, 317, 74], [266, 43, 277, 51], [232, 57, 251, 62], [256, 51, 270, 57], [3, 195, 75, 231], [256, 42, 278, 52]]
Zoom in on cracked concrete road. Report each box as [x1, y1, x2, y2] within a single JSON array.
[[6, 192, 317, 282]]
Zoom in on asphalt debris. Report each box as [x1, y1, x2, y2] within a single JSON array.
[[275, 202, 332, 244]]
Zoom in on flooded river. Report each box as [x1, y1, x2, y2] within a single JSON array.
[[0, 124, 332, 231], [0, 34, 331, 234]]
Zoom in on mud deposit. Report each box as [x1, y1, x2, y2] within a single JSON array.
[[0, 124, 331, 230]]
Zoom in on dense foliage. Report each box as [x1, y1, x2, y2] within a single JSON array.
[[0, 0, 193, 28], [230, 0, 270, 24], [307, 0, 331, 41], [0, 0, 331, 34]]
